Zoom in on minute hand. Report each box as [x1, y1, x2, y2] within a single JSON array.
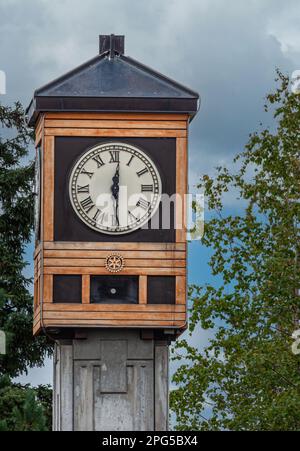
[[111, 164, 120, 226]]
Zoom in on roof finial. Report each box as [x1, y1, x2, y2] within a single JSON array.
[[99, 34, 125, 57]]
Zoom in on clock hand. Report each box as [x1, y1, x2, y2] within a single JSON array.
[[115, 196, 119, 227], [111, 163, 120, 226]]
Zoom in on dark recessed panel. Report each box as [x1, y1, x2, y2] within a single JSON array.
[[90, 275, 138, 304], [53, 275, 82, 303], [147, 276, 176, 304], [54, 137, 176, 242]]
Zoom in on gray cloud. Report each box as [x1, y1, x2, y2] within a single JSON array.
[[1, 1, 296, 179]]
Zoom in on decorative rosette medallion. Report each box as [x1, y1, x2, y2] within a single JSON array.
[[105, 253, 125, 273]]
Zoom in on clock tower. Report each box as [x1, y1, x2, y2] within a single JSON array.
[[28, 34, 199, 431]]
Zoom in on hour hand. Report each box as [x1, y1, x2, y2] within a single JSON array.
[[111, 164, 120, 225], [111, 163, 119, 199]]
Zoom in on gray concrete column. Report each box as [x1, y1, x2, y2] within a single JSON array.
[[53, 329, 169, 431]]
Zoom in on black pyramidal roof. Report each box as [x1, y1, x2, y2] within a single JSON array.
[[27, 35, 200, 126]]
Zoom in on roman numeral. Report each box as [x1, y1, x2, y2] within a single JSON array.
[[81, 168, 94, 179], [141, 184, 153, 192], [127, 155, 134, 166], [93, 209, 105, 223], [80, 196, 94, 214], [109, 151, 120, 163], [92, 154, 105, 168], [137, 167, 149, 177], [136, 198, 151, 210], [77, 185, 89, 194]]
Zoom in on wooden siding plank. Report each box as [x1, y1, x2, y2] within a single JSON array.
[[43, 319, 185, 327], [43, 303, 185, 312], [33, 322, 41, 335], [34, 243, 41, 259], [35, 114, 44, 146], [82, 275, 90, 304], [43, 258, 185, 268], [43, 267, 185, 276], [43, 241, 186, 251], [34, 280, 39, 311], [44, 119, 186, 130], [43, 250, 185, 260], [33, 307, 41, 322], [44, 128, 187, 138]]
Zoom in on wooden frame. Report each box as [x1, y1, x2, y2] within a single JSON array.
[[33, 112, 189, 335], [43, 135, 55, 241], [139, 276, 147, 305], [82, 275, 90, 304]]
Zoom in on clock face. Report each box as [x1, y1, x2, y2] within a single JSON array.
[[69, 142, 162, 235]]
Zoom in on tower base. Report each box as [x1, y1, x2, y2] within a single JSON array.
[[53, 329, 169, 431]]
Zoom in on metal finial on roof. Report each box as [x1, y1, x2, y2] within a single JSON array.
[[99, 34, 125, 57]]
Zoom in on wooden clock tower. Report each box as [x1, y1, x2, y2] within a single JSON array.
[[28, 35, 199, 431], [29, 35, 199, 336]]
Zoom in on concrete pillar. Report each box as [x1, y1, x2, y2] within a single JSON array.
[[53, 329, 169, 431]]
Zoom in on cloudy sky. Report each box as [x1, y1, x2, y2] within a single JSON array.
[[1, 0, 299, 188], [1, 0, 299, 385]]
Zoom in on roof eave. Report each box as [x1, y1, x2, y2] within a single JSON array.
[[27, 95, 199, 126]]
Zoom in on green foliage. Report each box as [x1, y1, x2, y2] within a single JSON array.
[[0, 101, 52, 378], [34, 383, 53, 431], [171, 71, 300, 431], [0, 376, 52, 431]]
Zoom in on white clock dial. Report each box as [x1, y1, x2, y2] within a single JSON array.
[[69, 142, 162, 235]]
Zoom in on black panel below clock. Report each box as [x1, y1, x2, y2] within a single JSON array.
[[147, 276, 176, 304], [53, 275, 82, 303], [54, 137, 176, 242], [90, 275, 138, 304]]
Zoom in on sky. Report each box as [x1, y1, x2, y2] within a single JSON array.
[[0, 0, 299, 385]]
